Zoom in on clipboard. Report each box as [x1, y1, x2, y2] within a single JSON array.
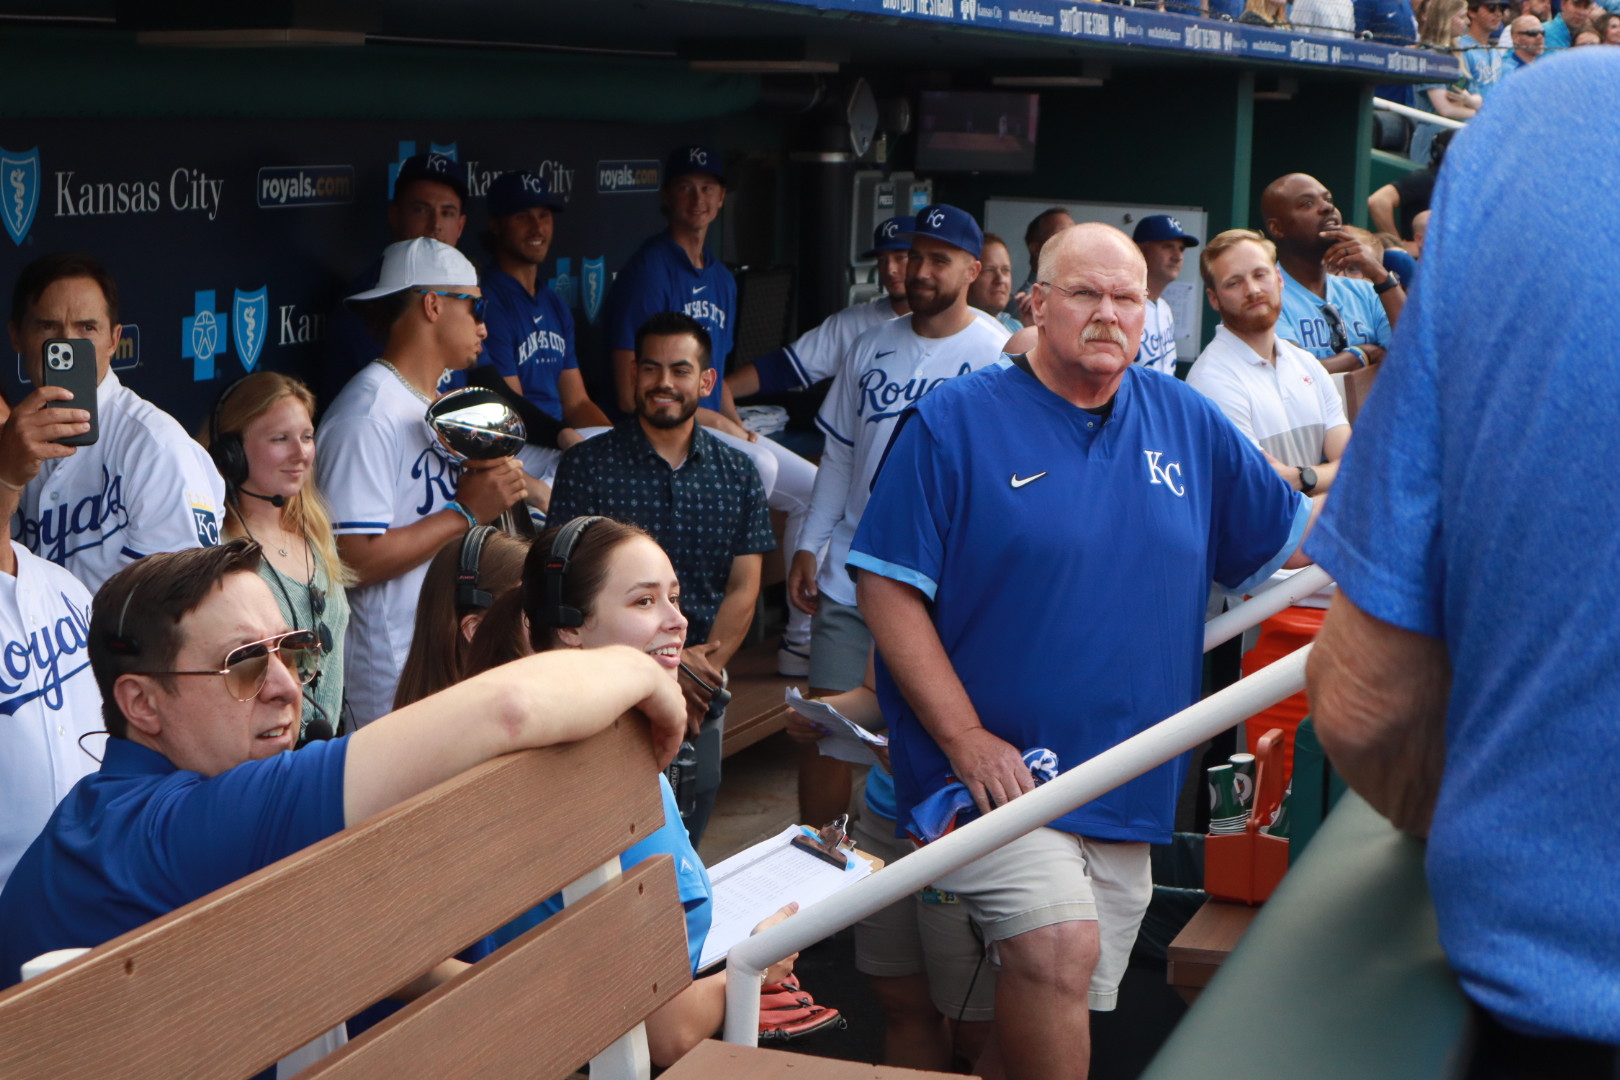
[[697, 818, 885, 971]]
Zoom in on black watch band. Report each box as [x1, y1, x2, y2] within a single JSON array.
[[1299, 465, 1318, 495], [1374, 270, 1402, 295]]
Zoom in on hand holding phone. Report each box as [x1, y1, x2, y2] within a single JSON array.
[[41, 338, 98, 447], [0, 383, 92, 492]]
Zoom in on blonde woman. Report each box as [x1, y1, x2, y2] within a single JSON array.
[[202, 372, 352, 738], [1410, 0, 1482, 161]]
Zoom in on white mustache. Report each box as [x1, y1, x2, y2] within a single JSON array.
[[1081, 322, 1129, 348]]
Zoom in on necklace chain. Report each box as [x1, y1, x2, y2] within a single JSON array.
[[377, 359, 435, 406]]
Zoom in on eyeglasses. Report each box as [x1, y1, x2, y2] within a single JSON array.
[[1039, 281, 1147, 313], [415, 289, 487, 323], [1319, 302, 1350, 354], [139, 629, 324, 701], [1515, 26, 1545, 33]]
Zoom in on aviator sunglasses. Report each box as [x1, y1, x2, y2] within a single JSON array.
[[138, 628, 324, 701]]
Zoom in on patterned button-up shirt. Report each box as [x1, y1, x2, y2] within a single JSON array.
[[548, 421, 775, 644]]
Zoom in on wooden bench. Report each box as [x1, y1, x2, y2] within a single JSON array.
[[1165, 899, 1260, 1005], [0, 717, 964, 1079], [721, 640, 798, 759]]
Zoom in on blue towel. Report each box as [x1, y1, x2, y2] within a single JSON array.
[[904, 748, 1059, 845]]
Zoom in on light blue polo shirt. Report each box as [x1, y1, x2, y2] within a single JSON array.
[[1277, 266, 1392, 361]]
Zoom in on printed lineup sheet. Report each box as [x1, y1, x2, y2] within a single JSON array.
[[785, 687, 888, 766], [698, 825, 877, 970]]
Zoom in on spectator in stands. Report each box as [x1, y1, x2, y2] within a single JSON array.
[[1458, 0, 1510, 97], [969, 232, 1022, 332], [0, 540, 685, 1012], [204, 373, 352, 742], [851, 223, 1315, 1080], [727, 216, 913, 398], [1011, 206, 1075, 321], [0, 437, 102, 897], [1410, 0, 1482, 163], [1263, 173, 1405, 373], [1293, 0, 1357, 35], [1572, 24, 1602, 41], [1239, 0, 1291, 26], [602, 146, 817, 678], [1306, 52, 1620, 1078], [1500, 12, 1546, 66], [479, 170, 612, 488], [1367, 129, 1453, 248], [788, 204, 1008, 826], [1544, 0, 1596, 46], [318, 238, 527, 726], [1132, 214, 1200, 375], [1186, 229, 1346, 775], [1596, 10, 1620, 39], [549, 312, 775, 844], [325, 153, 469, 405], [6, 253, 225, 595], [784, 657, 994, 1071]]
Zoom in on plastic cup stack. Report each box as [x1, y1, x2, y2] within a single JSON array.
[[1207, 764, 1248, 834]]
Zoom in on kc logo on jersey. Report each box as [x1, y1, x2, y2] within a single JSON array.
[[1, 145, 40, 246], [0, 592, 93, 717], [582, 257, 606, 324], [233, 287, 269, 372], [858, 361, 974, 423], [18, 465, 129, 566], [1143, 450, 1186, 497]]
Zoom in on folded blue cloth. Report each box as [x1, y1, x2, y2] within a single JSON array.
[[904, 747, 1060, 845]]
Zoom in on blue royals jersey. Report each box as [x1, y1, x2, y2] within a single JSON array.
[[1276, 266, 1391, 361], [849, 362, 1306, 843], [603, 232, 735, 412], [481, 267, 579, 422]]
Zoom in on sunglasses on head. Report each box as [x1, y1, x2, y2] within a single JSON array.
[[1319, 302, 1350, 354], [139, 628, 324, 702], [415, 288, 487, 323]]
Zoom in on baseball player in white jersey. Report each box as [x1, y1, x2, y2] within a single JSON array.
[[1132, 215, 1200, 376], [4, 254, 224, 596], [787, 203, 1010, 825], [318, 238, 526, 726]]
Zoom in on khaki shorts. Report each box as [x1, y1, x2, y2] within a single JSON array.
[[930, 827, 1152, 1012], [851, 796, 997, 1022], [808, 596, 872, 693]]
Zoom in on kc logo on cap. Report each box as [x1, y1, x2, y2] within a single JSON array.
[[906, 203, 984, 259]]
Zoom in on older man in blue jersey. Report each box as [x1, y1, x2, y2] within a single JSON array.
[[851, 223, 1316, 1080]]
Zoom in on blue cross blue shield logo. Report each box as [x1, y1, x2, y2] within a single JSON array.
[[233, 287, 269, 372], [182, 290, 230, 381], [582, 256, 606, 325], [0, 146, 40, 246]]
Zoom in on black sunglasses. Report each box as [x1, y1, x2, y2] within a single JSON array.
[[1319, 302, 1350, 354]]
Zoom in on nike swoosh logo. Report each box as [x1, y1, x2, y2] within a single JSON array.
[[532, 315, 543, 324], [1010, 472, 1048, 489], [692, 285, 707, 294], [875, 350, 896, 359]]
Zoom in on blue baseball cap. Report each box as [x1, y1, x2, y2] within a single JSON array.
[[904, 204, 984, 259], [664, 145, 727, 188], [393, 152, 467, 203], [487, 170, 567, 217], [861, 215, 916, 259], [1132, 214, 1200, 248]]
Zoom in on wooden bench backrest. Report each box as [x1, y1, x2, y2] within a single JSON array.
[[0, 716, 691, 1080]]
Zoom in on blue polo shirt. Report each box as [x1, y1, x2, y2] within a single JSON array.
[[849, 361, 1305, 844], [0, 737, 348, 990], [602, 232, 736, 412], [1277, 266, 1392, 361], [481, 267, 579, 423], [1305, 52, 1620, 1044]]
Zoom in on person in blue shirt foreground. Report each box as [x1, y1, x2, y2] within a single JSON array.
[[0, 539, 685, 1007], [850, 223, 1318, 1080], [1306, 51, 1620, 1079]]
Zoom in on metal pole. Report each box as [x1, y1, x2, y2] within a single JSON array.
[[722, 644, 1313, 1045], [1373, 96, 1467, 131], [1203, 565, 1333, 652]]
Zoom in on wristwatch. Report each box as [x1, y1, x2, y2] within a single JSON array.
[[1373, 270, 1402, 295], [1298, 466, 1319, 495]]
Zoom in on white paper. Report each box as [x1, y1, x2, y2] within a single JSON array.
[[698, 824, 876, 970], [785, 687, 888, 766]]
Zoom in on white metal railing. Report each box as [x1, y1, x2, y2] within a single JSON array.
[[723, 574, 1328, 1043], [1373, 95, 1467, 131]]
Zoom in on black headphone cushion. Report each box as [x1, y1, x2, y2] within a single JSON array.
[[210, 432, 249, 491]]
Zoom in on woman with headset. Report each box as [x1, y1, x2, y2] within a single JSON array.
[[202, 372, 352, 740]]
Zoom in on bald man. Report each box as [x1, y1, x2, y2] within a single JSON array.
[[850, 223, 1316, 1080], [1262, 173, 1405, 374]]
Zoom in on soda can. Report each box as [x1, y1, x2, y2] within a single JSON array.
[[1207, 764, 1248, 834], [1228, 752, 1256, 810]]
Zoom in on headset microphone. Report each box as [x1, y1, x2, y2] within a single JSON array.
[[238, 488, 287, 508]]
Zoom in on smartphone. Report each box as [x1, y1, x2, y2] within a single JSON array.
[[41, 338, 99, 447]]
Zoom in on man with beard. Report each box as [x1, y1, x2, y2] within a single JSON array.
[[727, 216, 915, 398], [548, 312, 774, 843], [788, 203, 1008, 824], [850, 223, 1314, 1080], [1187, 229, 1346, 773], [1132, 215, 1201, 376], [969, 232, 1022, 333], [1262, 173, 1405, 374]]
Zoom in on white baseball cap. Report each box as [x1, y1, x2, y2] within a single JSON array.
[[346, 238, 478, 303]]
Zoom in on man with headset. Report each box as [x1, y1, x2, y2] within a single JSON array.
[[0, 539, 684, 1024]]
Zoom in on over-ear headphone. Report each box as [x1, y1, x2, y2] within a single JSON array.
[[210, 378, 290, 508], [456, 525, 498, 611], [537, 516, 604, 629]]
